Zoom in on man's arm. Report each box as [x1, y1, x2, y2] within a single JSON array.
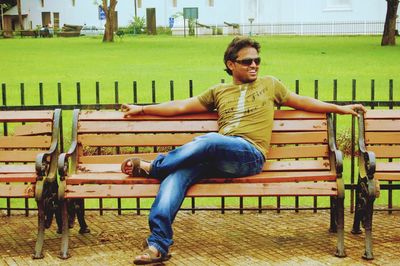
[[283, 92, 367, 115], [121, 97, 209, 117]]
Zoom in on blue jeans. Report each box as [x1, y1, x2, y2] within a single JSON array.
[[146, 133, 265, 257]]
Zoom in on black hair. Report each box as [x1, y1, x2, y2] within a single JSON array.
[[223, 37, 261, 76]]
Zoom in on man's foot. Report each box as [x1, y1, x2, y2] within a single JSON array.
[[121, 158, 151, 177], [133, 246, 170, 265]]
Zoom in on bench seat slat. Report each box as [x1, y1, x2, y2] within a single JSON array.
[[64, 182, 337, 199], [365, 132, 400, 144], [78, 160, 330, 173], [78, 131, 328, 147], [0, 111, 53, 122], [66, 171, 336, 185], [0, 184, 35, 197], [0, 173, 36, 183], [0, 136, 51, 148]]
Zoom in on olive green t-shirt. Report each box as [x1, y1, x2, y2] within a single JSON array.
[[197, 76, 290, 158]]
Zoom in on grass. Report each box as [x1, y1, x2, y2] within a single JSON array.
[[1, 35, 399, 210]]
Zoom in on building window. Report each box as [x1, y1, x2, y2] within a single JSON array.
[[208, 0, 214, 7], [172, 0, 177, 7], [325, 0, 352, 11], [72, 0, 75, 7], [137, 0, 142, 8], [41, 0, 45, 7]]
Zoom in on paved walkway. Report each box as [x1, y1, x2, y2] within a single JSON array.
[[0, 209, 399, 265]]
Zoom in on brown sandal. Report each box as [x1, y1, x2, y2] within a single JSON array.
[[121, 158, 150, 177], [133, 248, 170, 265]]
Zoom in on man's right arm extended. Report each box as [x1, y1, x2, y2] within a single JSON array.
[[122, 97, 209, 117]]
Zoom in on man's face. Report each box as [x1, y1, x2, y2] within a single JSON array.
[[228, 46, 260, 85]]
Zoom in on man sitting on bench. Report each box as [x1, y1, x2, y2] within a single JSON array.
[[121, 37, 367, 265]]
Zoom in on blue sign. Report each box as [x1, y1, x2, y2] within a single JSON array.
[[168, 17, 174, 28], [99, 5, 106, 20]]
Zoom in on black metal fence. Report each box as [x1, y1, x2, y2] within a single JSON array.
[[1, 79, 399, 216]]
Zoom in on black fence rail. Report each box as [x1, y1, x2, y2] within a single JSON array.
[[1, 79, 399, 216]]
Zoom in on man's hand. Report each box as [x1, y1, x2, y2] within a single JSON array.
[[121, 104, 143, 117], [337, 104, 368, 116]]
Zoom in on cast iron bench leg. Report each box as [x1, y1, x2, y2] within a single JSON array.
[[32, 199, 45, 259], [335, 196, 346, 257], [59, 201, 70, 259], [329, 196, 337, 233], [363, 192, 375, 260]]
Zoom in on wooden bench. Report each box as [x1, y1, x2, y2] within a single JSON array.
[[20, 30, 38, 38], [57, 109, 346, 259], [352, 110, 398, 260], [0, 109, 61, 259]]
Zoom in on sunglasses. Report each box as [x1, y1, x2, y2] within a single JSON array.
[[234, 57, 261, 66]]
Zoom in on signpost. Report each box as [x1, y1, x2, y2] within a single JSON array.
[[183, 7, 198, 37]]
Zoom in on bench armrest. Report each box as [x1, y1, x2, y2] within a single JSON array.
[[58, 109, 80, 181], [327, 113, 343, 175], [35, 109, 61, 182], [357, 111, 376, 179]]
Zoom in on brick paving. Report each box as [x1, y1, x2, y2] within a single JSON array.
[[0, 209, 399, 265]]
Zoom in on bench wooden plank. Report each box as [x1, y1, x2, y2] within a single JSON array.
[[374, 172, 400, 181], [66, 170, 336, 185], [267, 145, 328, 159], [0, 136, 51, 148], [365, 120, 400, 131], [79, 110, 326, 121], [0, 184, 35, 198], [64, 182, 338, 199], [79, 145, 330, 163], [0, 173, 36, 183], [78, 120, 327, 133], [0, 150, 43, 162], [0, 165, 35, 173], [78, 131, 328, 147], [364, 110, 400, 119], [376, 162, 400, 172], [0, 111, 53, 122], [367, 146, 400, 158], [78, 160, 330, 174], [365, 132, 400, 144], [14, 122, 53, 136], [79, 121, 219, 133]]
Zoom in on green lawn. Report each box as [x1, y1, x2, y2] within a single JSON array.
[[1, 35, 399, 211]]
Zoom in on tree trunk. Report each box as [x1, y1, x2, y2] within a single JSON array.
[[381, 0, 399, 46], [102, 0, 118, 42], [17, 0, 24, 30]]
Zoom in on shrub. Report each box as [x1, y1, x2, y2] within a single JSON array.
[[126, 16, 146, 34]]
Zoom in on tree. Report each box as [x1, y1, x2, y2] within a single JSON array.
[[16, 0, 23, 30], [102, 0, 117, 42], [381, 0, 399, 46]]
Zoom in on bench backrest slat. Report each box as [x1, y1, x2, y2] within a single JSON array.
[[0, 136, 52, 148], [78, 131, 327, 147], [0, 111, 53, 122], [363, 110, 400, 159], [0, 150, 44, 162]]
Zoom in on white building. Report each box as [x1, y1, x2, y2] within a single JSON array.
[[2, 0, 399, 35]]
